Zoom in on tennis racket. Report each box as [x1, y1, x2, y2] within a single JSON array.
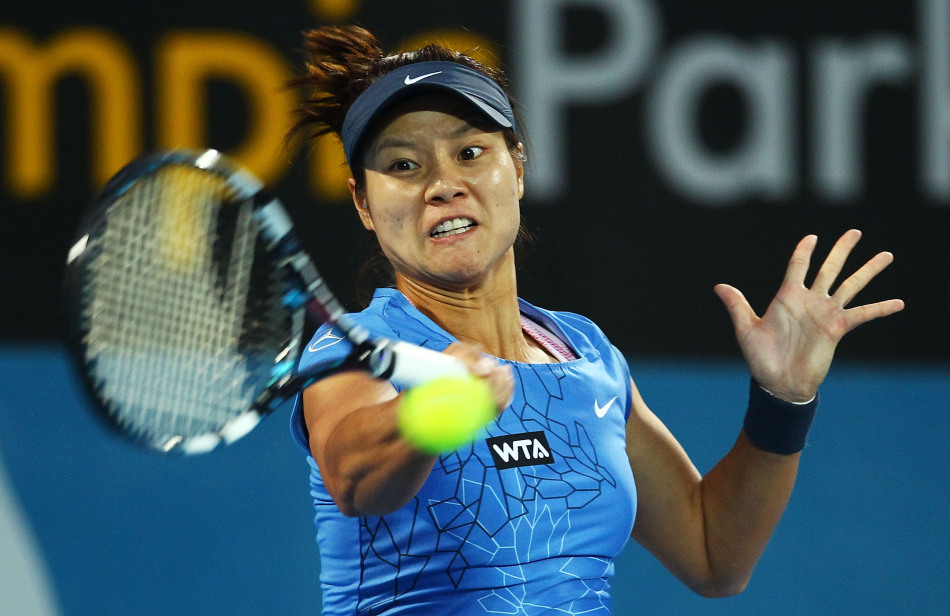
[[64, 149, 468, 455]]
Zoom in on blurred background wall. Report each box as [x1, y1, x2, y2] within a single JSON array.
[[1, 1, 946, 613]]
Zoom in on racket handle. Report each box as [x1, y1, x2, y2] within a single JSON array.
[[371, 341, 470, 387]]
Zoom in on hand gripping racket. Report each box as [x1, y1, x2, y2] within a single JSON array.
[[64, 149, 467, 455]]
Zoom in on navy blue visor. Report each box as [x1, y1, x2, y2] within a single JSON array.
[[341, 61, 516, 168]]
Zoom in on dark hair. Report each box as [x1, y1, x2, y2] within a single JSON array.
[[287, 26, 532, 305], [288, 26, 523, 186]]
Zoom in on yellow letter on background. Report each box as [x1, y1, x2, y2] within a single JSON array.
[[0, 28, 141, 198], [156, 32, 298, 186]]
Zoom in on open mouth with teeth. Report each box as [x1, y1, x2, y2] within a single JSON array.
[[430, 217, 477, 238]]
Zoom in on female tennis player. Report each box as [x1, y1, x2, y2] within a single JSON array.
[[286, 25, 904, 615]]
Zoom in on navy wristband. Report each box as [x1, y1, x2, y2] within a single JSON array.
[[743, 378, 818, 455]]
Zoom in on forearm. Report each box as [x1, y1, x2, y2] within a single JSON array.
[[318, 396, 437, 516], [303, 370, 440, 517], [697, 380, 816, 593], [307, 344, 513, 518], [628, 377, 812, 597], [698, 430, 800, 594]]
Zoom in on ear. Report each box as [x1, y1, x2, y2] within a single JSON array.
[[514, 143, 525, 200], [348, 177, 375, 231]]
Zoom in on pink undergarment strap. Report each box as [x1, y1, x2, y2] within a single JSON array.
[[520, 315, 577, 362]]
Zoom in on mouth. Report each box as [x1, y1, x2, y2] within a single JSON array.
[[430, 217, 478, 239]]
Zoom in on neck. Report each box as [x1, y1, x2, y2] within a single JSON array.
[[394, 253, 551, 363]]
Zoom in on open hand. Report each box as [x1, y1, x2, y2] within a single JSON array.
[[714, 230, 905, 402]]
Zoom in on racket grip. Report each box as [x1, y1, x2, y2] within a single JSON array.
[[373, 341, 470, 387]]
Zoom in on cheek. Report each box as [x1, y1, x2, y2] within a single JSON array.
[[486, 170, 522, 246], [367, 202, 417, 255], [488, 168, 523, 205], [372, 212, 408, 249], [492, 150, 523, 199], [365, 188, 411, 231]]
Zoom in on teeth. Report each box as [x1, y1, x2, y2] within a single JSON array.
[[431, 217, 475, 238]]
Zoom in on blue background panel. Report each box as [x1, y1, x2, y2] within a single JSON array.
[[1, 347, 947, 615]]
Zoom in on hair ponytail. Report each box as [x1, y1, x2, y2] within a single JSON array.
[[287, 26, 385, 146]]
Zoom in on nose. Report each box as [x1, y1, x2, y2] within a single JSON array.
[[424, 160, 467, 205]]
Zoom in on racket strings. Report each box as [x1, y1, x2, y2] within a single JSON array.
[[82, 166, 289, 447]]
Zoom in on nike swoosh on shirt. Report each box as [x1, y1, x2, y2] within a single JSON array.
[[308, 330, 345, 353], [594, 396, 617, 418], [404, 71, 442, 85]]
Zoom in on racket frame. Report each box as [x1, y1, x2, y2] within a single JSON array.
[[65, 149, 466, 455]]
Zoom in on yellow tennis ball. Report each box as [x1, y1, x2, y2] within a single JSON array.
[[398, 375, 497, 454]]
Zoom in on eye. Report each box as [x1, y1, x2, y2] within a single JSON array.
[[459, 146, 484, 161], [390, 159, 419, 172]]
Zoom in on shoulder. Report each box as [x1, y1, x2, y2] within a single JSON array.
[[518, 298, 616, 353], [520, 298, 633, 417], [551, 310, 609, 339], [297, 288, 457, 378], [359, 287, 454, 348], [290, 289, 407, 454], [298, 289, 408, 367]]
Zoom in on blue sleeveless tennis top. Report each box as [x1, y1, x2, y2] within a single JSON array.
[[290, 289, 637, 615]]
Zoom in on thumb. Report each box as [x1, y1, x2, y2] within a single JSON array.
[[714, 283, 758, 334]]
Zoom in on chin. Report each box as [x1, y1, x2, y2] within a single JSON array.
[[437, 271, 484, 289], [428, 263, 491, 290]]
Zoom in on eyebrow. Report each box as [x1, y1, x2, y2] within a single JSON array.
[[372, 137, 415, 155], [454, 111, 496, 136], [450, 119, 486, 139], [369, 112, 495, 159]]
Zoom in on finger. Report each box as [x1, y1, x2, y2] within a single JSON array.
[[783, 235, 819, 287], [714, 284, 758, 334], [833, 250, 895, 306], [485, 364, 515, 412], [812, 229, 863, 294], [442, 342, 494, 377], [443, 342, 513, 410], [445, 343, 513, 408], [843, 298, 905, 333]]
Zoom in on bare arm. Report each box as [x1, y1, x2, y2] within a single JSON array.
[[629, 230, 904, 596], [302, 343, 513, 517], [628, 381, 799, 597]]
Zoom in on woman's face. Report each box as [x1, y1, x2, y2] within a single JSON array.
[[351, 94, 524, 292]]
